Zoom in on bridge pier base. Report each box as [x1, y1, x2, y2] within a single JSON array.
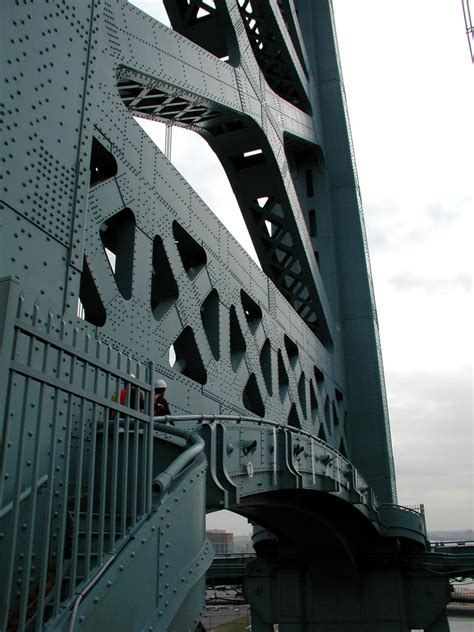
[[243, 551, 450, 631], [426, 611, 450, 632], [248, 610, 274, 632]]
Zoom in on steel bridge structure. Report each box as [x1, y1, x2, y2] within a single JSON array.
[[1, 1, 470, 630]]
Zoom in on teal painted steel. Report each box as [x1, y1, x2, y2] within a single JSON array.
[[0, 1, 454, 630]]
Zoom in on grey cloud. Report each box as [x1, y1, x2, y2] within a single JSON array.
[[363, 199, 469, 256], [426, 203, 461, 226], [389, 272, 472, 294], [386, 369, 473, 527]]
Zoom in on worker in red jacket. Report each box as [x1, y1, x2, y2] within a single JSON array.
[[111, 373, 144, 418]]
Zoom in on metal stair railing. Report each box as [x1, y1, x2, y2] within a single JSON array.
[[58, 422, 206, 632], [0, 304, 157, 632]]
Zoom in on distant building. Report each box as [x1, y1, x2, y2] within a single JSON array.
[[233, 534, 254, 554], [207, 529, 234, 555]]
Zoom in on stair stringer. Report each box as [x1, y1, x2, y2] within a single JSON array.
[[48, 454, 211, 632]]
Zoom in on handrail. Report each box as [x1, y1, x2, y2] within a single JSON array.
[[155, 415, 428, 539], [152, 421, 205, 495], [68, 553, 116, 632], [153, 413, 366, 490], [66, 508, 155, 632], [379, 503, 425, 519], [153, 413, 343, 458], [67, 421, 206, 630], [0, 474, 49, 519], [432, 540, 474, 547]]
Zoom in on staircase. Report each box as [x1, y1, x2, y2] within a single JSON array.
[[1, 417, 211, 632], [45, 424, 212, 632]]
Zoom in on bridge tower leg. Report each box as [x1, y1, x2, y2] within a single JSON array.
[[426, 612, 450, 632], [244, 556, 413, 631], [242, 524, 453, 632], [244, 548, 453, 632]]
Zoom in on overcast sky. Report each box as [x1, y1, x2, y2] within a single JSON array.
[[130, 0, 473, 534]]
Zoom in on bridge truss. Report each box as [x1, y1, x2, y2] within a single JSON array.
[[1, 1, 470, 630]]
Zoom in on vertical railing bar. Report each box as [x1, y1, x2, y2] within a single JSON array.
[[125, 378, 131, 408], [51, 391, 74, 618], [0, 326, 19, 630], [1, 373, 31, 632], [272, 427, 277, 487], [47, 328, 76, 620], [22, 311, 52, 628], [68, 399, 87, 599], [2, 323, 39, 632], [130, 416, 139, 525], [83, 400, 98, 580], [97, 373, 115, 564], [49, 330, 77, 613], [109, 404, 120, 551], [35, 360, 63, 630], [83, 359, 100, 578], [18, 379, 46, 630], [120, 413, 130, 537], [106, 346, 113, 400], [140, 407, 147, 516], [68, 351, 88, 598], [147, 414, 153, 514], [130, 378, 145, 525], [96, 424, 108, 564], [147, 364, 154, 513], [0, 326, 19, 508]]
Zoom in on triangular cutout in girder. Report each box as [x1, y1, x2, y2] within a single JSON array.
[[171, 326, 207, 385], [243, 373, 265, 417], [230, 305, 246, 371]]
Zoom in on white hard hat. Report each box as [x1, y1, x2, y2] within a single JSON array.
[[155, 379, 167, 389]]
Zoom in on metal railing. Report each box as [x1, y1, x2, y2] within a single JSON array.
[[163, 415, 428, 541], [0, 303, 155, 632], [379, 503, 425, 519], [155, 413, 377, 510], [63, 423, 205, 632]]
